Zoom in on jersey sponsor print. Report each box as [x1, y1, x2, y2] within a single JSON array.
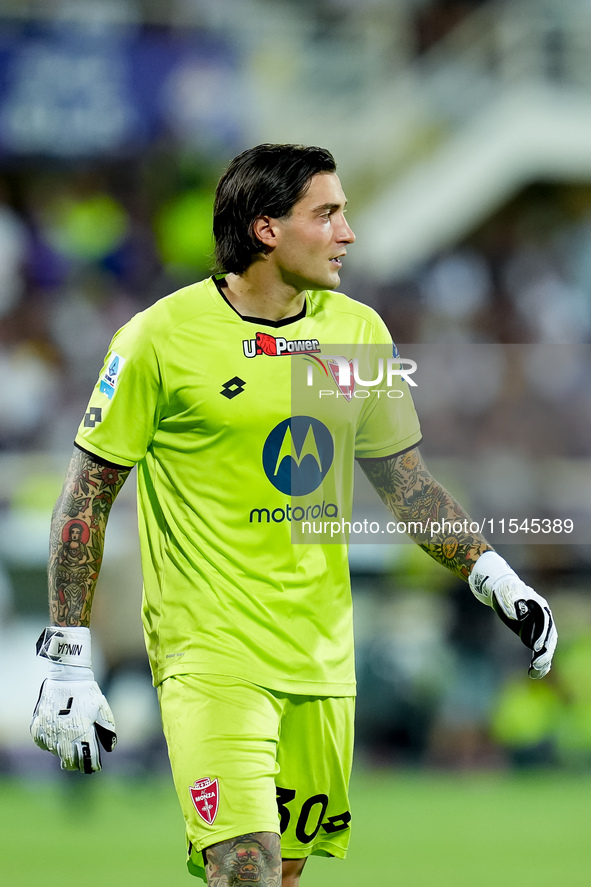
[[243, 331, 320, 358], [252, 416, 338, 524], [262, 416, 334, 496]]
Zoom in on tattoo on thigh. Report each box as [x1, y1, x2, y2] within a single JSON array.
[[205, 832, 281, 887]]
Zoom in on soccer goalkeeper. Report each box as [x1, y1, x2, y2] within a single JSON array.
[[31, 144, 556, 887]]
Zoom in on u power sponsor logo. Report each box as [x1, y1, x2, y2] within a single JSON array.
[[243, 332, 320, 358], [261, 416, 334, 496]]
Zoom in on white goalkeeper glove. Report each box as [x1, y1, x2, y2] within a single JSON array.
[[31, 627, 117, 773], [469, 551, 557, 679]]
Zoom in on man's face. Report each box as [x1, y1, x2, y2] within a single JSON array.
[[270, 172, 355, 291]]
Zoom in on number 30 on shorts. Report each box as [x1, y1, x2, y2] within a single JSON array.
[[276, 786, 351, 843]]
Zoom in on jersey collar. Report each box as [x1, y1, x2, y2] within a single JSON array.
[[212, 275, 308, 328]]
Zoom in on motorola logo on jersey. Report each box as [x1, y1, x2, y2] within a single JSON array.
[[262, 416, 334, 496]]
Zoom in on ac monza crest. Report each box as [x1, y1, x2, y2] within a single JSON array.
[[189, 777, 219, 825], [328, 358, 355, 400]]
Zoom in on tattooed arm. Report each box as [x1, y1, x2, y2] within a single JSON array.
[[358, 447, 492, 581], [49, 448, 131, 626], [30, 447, 128, 772]]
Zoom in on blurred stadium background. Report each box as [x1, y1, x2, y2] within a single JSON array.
[[1, 0, 591, 883]]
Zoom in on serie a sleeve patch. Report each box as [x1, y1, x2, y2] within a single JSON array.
[[99, 353, 126, 400]]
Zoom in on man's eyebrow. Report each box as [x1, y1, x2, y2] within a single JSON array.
[[313, 201, 348, 213]]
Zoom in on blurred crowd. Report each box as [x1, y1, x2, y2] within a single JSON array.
[[369, 183, 591, 347], [295, 0, 491, 53], [0, 155, 220, 453]]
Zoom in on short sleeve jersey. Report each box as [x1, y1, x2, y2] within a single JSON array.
[[76, 277, 422, 695]]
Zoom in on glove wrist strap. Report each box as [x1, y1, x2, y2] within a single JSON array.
[[468, 551, 517, 606], [36, 626, 92, 669], [47, 663, 95, 681]]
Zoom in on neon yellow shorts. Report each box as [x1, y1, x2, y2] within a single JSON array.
[[158, 673, 355, 882]]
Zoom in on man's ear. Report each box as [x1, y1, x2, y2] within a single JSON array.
[[251, 215, 281, 250]]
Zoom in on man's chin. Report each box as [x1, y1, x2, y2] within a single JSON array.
[[311, 272, 340, 291], [289, 270, 341, 292]]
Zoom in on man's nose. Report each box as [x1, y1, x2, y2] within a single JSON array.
[[340, 217, 355, 243]]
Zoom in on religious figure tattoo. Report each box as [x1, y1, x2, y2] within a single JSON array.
[[54, 521, 91, 623], [49, 449, 131, 626], [358, 447, 492, 580]]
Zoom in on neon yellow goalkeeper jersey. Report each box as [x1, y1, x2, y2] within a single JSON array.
[[75, 276, 422, 694]]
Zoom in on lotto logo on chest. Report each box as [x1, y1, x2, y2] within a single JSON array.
[[189, 777, 219, 824]]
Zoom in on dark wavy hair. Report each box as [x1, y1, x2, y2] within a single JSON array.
[[213, 143, 336, 274]]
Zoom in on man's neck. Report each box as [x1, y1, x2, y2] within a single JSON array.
[[221, 268, 306, 322]]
